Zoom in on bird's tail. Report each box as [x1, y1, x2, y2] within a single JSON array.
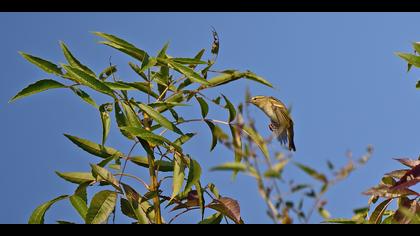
[[287, 124, 296, 152]]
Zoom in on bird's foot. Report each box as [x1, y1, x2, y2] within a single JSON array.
[[269, 123, 275, 132]]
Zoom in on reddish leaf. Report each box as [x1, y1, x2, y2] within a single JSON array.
[[390, 164, 420, 191], [384, 169, 410, 179], [363, 184, 418, 198], [207, 197, 243, 224], [393, 158, 420, 168]]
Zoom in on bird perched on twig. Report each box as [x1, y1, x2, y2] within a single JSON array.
[[248, 96, 296, 152]]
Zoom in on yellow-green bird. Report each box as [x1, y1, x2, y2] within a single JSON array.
[[249, 96, 296, 152]]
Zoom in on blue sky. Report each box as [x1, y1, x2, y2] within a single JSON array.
[[1, 13, 420, 224]]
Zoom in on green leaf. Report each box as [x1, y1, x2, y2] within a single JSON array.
[[114, 101, 135, 140], [85, 190, 117, 224], [70, 183, 89, 220], [222, 94, 236, 123], [294, 162, 328, 183], [64, 134, 123, 159], [62, 65, 115, 98], [174, 133, 196, 146], [99, 65, 117, 81], [129, 62, 148, 81], [243, 71, 273, 88], [121, 184, 150, 224], [70, 195, 88, 220], [264, 160, 289, 178], [323, 218, 358, 224], [196, 96, 209, 118], [130, 156, 174, 172], [55, 171, 95, 184], [120, 101, 143, 128], [172, 57, 207, 65], [10, 79, 66, 102], [19, 52, 62, 75], [60, 41, 96, 77], [171, 153, 186, 201], [195, 181, 205, 220], [128, 82, 159, 98], [412, 42, 420, 54], [205, 121, 218, 151], [369, 198, 393, 224], [138, 103, 183, 135], [70, 87, 98, 108], [99, 103, 112, 146], [230, 124, 243, 178], [90, 164, 121, 191], [104, 81, 136, 90], [184, 159, 202, 194], [210, 162, 251, 173], [198, 213, 223, 224], [120, 198, 137, 220], [162, 58, 210, 86], [28, 195, 69, 224], [94, 32, 148, 62], [396, 52, 420, 67], [242, 125, 270, 161]]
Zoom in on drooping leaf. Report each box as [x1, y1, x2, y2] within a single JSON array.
[[242, 125, 270, 161], [28, 195, 69, 224], [128, 82, 158, 98], [114, 101, 135, 140], [196, 96, 209, 118], [99, 103, 112, 147], [363, 184, 418, 198], [19, 52, 62, 75], [90, 164, 121, 191], [10, 79, 66, 102], [129, 62, 148, 81], [243, 71, 273, 88], [62, 65, 115, 98], [171, 153, 186, 201], [55, 172, 96, 184], [85, 190, 117, 224], [64, 134, 123, 159], [174, 133, 196, 146], [138, 103, 183, 135], [69, 183, 89, 220], [222, 94, 236, 123], [205, 121, 218, 151], [70, 86, 98, 108], [60, 41, 96, 77], [207, 197, 243, 224], [183, 159, 202, 194]]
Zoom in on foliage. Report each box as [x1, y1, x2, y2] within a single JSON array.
[[323, 45, 420, 224], [13, 31, 372, 224]]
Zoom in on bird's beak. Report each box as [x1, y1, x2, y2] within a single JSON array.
[[247, 99, 253, 104]]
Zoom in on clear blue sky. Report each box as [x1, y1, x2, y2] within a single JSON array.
[[1, 13, 420, 224]]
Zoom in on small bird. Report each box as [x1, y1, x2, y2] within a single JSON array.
[[249, 96, 296, 152]]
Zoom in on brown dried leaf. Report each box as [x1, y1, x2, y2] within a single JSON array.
[[390, 164, 420, 191], [363, 184, 418, 198], [207, 197, 243, 224]]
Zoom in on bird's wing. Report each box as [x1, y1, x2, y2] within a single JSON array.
[[271, 101, 295, 149]]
